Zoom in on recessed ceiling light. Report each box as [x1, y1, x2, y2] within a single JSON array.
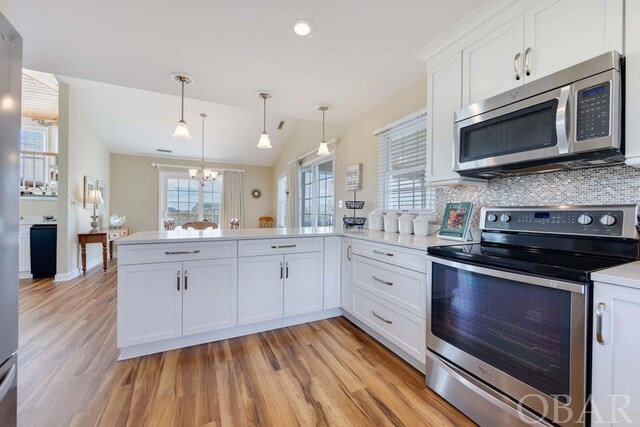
[[291, 19, 315, 38]]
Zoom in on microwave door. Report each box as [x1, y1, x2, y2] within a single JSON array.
[[454, 86, 571, 173]]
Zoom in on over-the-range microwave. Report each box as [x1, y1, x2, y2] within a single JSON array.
[[453, 51, 623, 178]]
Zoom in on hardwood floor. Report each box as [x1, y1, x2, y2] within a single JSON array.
[[18, 261, 473, 427]]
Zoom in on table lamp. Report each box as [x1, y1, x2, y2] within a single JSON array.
[[87, 188, 104, 233]]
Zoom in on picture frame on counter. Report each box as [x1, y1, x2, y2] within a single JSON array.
[[438, 202, 474, 241]]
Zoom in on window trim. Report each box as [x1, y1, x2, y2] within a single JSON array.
[[158, 170, 223, 230], [299, 155, 335, 227], [376, 109, 435, 214], [276, 172, 287, 228]]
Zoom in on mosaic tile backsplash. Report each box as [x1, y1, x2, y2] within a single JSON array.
[[436, 164, 640, 227]]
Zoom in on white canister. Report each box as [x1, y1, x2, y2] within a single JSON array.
[[398, 213, 416, 235], [413, 214, 430, 236], [383, 212, 399, 233], [367, 210, 384, 231]]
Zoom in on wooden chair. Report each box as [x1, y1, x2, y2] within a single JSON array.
[[181, 221, 219, 230], [259, 216, 274, 228]]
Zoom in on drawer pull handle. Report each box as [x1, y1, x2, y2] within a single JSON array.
[[372, 276, 393, 286], [596, 302, 605, 344], [373, 250, 394, 257], [347, 244, 352, 261], [165, 250, 201, 255], [271, 244, 297, 249], [372, 311, 393, 324]]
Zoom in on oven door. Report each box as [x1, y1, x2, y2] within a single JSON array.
[[426, 256, 587, 425], [453, 85, 571, 173]]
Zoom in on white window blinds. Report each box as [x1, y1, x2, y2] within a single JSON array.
[[377, 112, 435, 212]]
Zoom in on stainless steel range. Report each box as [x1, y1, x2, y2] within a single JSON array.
[[426, 205, 639, 427]]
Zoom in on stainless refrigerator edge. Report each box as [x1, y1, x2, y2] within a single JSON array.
[[0, 11, 21, 427]]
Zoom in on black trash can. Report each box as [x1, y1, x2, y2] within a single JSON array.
[[30, 224, 57, 278]]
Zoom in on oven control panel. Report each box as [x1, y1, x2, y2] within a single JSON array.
[[480, 206, 637, 238], [576, 81, 610, 141]]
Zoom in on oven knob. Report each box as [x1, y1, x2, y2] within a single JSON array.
[[500, 214, 511, 223], [577, 214, 593, 226], [600, 214, 617, 227], [487, 213, 498, 223]]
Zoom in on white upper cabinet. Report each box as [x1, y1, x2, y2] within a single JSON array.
[[427, 52, 464, 185], [182, 258, 238, 336], [463, 15, 524, 105], [523, 0, 623, 82]]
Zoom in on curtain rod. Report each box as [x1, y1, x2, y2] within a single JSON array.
[[151, 162, 245, 173]]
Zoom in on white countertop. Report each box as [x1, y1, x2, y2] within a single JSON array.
[[592, 261, 640, 290], [117, 227, 469, 251]]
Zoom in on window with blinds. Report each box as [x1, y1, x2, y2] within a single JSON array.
[[377, 112, 435, 212]]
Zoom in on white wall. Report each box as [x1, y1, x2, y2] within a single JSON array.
[[272, 79, 427, 222], [56, 82, 110, 279], [110, 153, 274, 232]]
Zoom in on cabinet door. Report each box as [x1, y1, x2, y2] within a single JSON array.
[[323, 237, 341, 310], [523, 0, 623, 82], [463, 15, 524, 105], [238, 255, 283, 325], [284, 252, 324, 317], [19, 226, 31, 273], [182, 258, 238, 336], [340, 238, 353, 313], [117, 262, 183, 347], [426, 52, 463, 184], [592, 282, 640, 426]]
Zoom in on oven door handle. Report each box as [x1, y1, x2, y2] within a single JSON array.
[[426, 255, 585, 294], [556, 85, 572, 155]]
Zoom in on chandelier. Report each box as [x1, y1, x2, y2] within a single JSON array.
[[189, 113, 218, 186]]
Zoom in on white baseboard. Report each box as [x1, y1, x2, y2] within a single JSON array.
[[19, 271, 33, 280], [118, 308, 343, 360], [54, 257, 103, 282]]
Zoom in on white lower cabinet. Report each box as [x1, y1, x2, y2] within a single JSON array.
[[182, 258, 238, 336], [118, 258, 238, 347], [340, 238, 353, 312], [238, 251, 324, 325], [238, 255, 284, 325], [351, 287, 425, 362], [592, 282, 640, 426], [19, 225, 31, 277], [118, 262, 184, 347], [284, 252, 324, 316]]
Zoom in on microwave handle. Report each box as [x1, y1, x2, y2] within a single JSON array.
[[556, 85, 571, 154]]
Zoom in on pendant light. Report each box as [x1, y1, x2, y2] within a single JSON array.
[[189, 113, 218, 186], [317, 106, 330, 156], [171, 73, 193, 140], [257, 92, 272, 149]]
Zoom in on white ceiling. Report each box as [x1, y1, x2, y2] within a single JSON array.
[[9, 0, 480, 125], [59, 76, 299, 166]]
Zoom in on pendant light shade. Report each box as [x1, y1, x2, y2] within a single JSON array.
[[171, 73, 193, 140], [317, 106, 331, 156], [173, 119, 191, 140], [257, 92, 272, 149]]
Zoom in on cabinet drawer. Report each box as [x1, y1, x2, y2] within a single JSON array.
[[118, 241, 237, 265], [108, 231, 120, 240], [352, 255, 426, 318], [119, 229, 130, 237], [352, 239, 426, 273], [351, 288, 425, 362], [238, 237, 323, 257]]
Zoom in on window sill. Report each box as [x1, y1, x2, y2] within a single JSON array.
[[20, 196, 58, 201]]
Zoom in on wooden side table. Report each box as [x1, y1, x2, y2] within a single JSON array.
[[78, 228, 130, 274]]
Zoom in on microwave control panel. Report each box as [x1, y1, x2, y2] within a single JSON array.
[[576, 81, 610, 141]]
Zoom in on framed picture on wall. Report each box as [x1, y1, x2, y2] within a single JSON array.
[[83, 176, 97, 209], [345, 163, 362, 191], [96, 179, 106, 209]]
